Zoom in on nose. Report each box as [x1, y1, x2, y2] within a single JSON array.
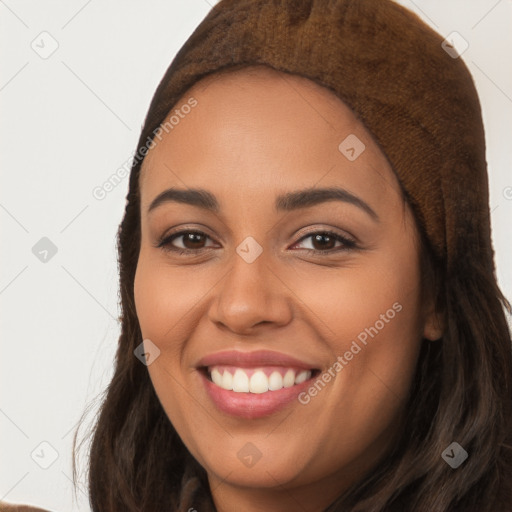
[[207, 250, 293, 336]]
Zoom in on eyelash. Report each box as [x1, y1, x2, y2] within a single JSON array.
[[155, 229, 358, 256]]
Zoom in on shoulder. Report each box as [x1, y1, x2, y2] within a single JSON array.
[[0, 502, 53, 512]]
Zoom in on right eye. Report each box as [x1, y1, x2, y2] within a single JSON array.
[[155, 230, 219, 255]]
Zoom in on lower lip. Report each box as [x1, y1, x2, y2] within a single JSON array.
[[199, 370, 314, 419]]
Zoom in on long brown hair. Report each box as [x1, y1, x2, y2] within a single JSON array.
[[72, 4, 512, 512]]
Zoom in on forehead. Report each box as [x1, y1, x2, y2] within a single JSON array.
[[139, 66, 402, 215]]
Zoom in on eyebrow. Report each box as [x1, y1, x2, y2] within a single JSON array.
[[147, 186, 379, 221]]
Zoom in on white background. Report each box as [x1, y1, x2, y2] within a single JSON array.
[[1, 1, 511, 510]]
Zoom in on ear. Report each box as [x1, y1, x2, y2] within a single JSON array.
[[422, 297, 444, 341]]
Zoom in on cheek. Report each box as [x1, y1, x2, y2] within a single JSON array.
[[133, 250, 209, 343], [292, 245, 424, 402], [287, 253, 423, 469], [292, 250, 422, 343], [133, 253, 211, 448]]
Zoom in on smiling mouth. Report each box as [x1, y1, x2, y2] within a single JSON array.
[[199, 365, 321, 394]]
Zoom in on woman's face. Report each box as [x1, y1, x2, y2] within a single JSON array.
[[134, 67, 441, 509]]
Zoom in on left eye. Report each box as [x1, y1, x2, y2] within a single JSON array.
[[292, 231, 357, 252], [156, 230, 357, 255]]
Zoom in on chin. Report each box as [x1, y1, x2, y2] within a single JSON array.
[[196, 445, 314, 490]]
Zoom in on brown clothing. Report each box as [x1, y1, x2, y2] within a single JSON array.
[[0, 502, 52, 512]]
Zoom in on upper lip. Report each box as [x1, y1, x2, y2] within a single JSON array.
[[196, 350, 319, 370]]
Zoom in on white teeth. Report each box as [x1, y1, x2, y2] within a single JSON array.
[[283, 369, 295, 388], [222, 369, 233, 390], [268, 371, 283, 390], [249, 370, 269, 393], [295, 370, 309, 384], [211, 368, 223, 387], [232, 369, 249, 392], [208, 367, 312, 393]]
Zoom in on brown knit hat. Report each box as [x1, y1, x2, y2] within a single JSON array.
[[137, 0, 493, 277]]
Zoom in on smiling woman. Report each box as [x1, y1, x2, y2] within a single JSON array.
[[136, 69, 427, 444], [66, 0, 512, 510]]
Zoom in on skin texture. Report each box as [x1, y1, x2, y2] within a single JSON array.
[[134, 66, 443, 512]]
